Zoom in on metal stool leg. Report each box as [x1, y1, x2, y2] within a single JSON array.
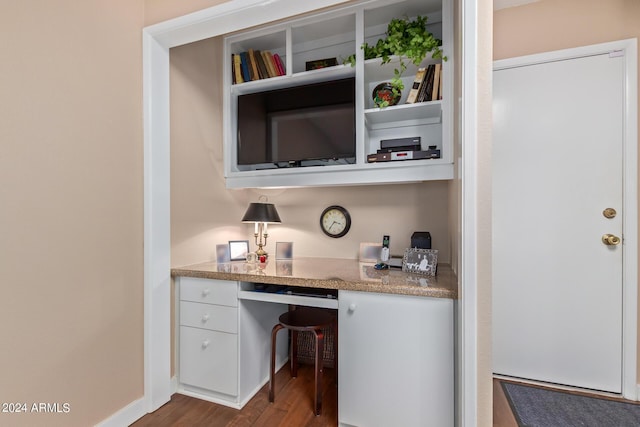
[[313, 329, 324, 415], [269, 323, 284, 403]]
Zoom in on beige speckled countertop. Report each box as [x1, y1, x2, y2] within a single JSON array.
[[171, 257, 458, 299]]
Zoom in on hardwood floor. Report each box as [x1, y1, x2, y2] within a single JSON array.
[[135, 372, 521, 426], [132, 365, 338, 427]]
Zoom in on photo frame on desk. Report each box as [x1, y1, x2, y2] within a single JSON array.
[[216, 244, 230, 263], [402, 248, 438, 276], [359, 242, 382, 263], [229, 240, 249, 261], [275, 241, 293, 260]]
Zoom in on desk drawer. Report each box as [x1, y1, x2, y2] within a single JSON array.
[[180, 301, 237, 334], [180, 277, 238, 307], [179, 326, 238, 396]]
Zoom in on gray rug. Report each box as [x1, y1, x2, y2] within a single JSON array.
[[502, 382, 640, 427]]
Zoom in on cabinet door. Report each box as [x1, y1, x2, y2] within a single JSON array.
[[180, 326, 238, 396], [338, 290, 454, 427]]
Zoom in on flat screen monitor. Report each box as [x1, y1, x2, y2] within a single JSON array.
[[237, 78, 355, 169]]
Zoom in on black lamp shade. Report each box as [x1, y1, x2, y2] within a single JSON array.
[[241, 203, 282, 223]]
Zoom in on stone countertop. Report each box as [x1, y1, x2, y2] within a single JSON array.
[[171, 257, 458, 299]]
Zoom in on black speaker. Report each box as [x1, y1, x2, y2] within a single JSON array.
[[411, 232, 431, 249]]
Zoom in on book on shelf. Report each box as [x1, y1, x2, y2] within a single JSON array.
[[417, 64, 435, 103], [232, 50, 285, 84], [431, 63, 441, 101], [273, 53, 285, 75], [261, 51, 277, 77], [438, 68, 443, 100], [239, 51, 251, 82], [253, 50, 270, 80], [405, 67, 427, 104], [247, 49, 260, 81], [232, 54, 244, 84]]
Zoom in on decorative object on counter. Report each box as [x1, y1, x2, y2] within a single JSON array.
[[257, 254, 269, 270], [216, 244, 231, 263], [411, 231, 432, 249], [343, 15, 446, 108], [241, 197, 282, 258], [276, 242, 293, 260], [320, 205, 351, 238], [403, 248, 438, 276], [305, 57, 338, 71], [372, 82, 401, 108], [359, 242, 383, 263], [246, 252, 258, 263], [276, 260, 293, 276], [229, 240, 250, 261]]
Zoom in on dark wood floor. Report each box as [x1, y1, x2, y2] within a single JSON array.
[[140, 373, 592, 426], [132, 364, 338, 427]]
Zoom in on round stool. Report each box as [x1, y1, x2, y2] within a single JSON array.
[[269, 307, 335, 415]]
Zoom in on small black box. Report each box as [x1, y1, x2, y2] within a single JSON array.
[[411, 232, 432, 249]]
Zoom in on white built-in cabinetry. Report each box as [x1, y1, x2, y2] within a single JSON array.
[[223, 0, 452, 188], [176, 277, 287, 408], [175, 277, 454, 425], [338, 290, 454, 427]]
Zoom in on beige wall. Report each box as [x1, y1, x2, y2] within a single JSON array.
[[170, 37, 454, 269], [0, 1, 144, 426], [494, 0, 640, 385]]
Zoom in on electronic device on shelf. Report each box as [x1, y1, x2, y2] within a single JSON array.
[[367, 136, 440, 163]]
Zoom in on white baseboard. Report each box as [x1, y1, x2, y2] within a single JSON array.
[[94, 397, 146, 427]]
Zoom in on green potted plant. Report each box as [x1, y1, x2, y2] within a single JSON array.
[[345, 15, 446, 107]]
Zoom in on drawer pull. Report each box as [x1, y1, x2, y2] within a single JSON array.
[[348, 303, 357, 313], [202, 289, 211, 298], [201, 314, 210, 323], [202, 339, 210, 349]]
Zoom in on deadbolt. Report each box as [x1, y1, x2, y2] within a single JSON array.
[[602, 234, 621, 246], [603, 208, 617, 219]]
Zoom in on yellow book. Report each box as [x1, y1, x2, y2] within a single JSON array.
[[405, 67, 427, 104]]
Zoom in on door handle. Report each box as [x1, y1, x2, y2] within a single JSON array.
[[602, 234, 621, 246]]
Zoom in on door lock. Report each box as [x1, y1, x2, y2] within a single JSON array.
[[603, 208, 617, 219], [602, 234, 621, 246]]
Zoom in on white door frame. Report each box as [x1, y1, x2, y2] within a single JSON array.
[[493, 39, 638, 400], [142, 0, 483, 423]]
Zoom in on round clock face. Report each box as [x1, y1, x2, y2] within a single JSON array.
[[320, 205, 351, 238]]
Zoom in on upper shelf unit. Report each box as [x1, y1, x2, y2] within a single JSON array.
[[222, 0, 453, 188]]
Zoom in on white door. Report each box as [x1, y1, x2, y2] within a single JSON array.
[[492, 51, 625, 393]]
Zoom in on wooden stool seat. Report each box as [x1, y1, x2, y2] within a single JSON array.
[[269, 307, 335, 415]]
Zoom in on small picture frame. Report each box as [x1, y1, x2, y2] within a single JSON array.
[[359, 242, 382, 263], [305, 57, 338, 71], [276, 242, 293, 260], [402, 248, 438, 276], [229, 240, 249, 261], [216, 244, 231, 263]]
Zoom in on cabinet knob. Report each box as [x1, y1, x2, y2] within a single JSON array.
[[202, 339, 210, 349], [348, 303, 357, 313], [201, 313, 210, 323], [202, 289, 210, 298]]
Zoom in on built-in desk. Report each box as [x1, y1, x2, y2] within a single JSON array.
[[171, 258, 456, 427], [171, 257, 458, 299]]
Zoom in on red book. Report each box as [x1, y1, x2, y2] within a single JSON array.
[[273, 53, 285, 76]]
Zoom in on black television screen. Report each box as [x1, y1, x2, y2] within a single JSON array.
[[237, 78, 355, 169]]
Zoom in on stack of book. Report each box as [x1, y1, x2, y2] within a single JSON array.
[[232, 49, 285, 84], [405, 63, 442, 104]]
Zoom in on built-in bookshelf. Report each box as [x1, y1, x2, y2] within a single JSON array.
[[222, 0, 452, 188]]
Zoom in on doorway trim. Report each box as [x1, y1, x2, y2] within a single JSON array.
[[493, 38, 638, 400]]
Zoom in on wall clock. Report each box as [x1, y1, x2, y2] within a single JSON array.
[[320, 205, 351, 238]]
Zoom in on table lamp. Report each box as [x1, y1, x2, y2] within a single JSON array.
[[241, 201, 281, 258]]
